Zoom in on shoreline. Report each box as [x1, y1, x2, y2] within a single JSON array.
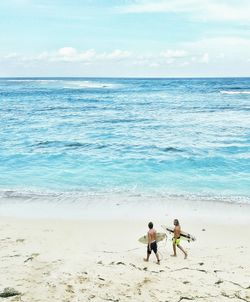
[[1, 193, 250, 224]]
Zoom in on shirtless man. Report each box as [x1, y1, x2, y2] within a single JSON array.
[[144, 222, 160, 264], [172, 219, 187, 259]]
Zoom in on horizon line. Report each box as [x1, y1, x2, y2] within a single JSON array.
[[1, 76, 250, 79]]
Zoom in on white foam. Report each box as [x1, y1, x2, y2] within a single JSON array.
[[64, 81, 119, 89], [4, 79, 121, 89], [220, 90, 250, 95], [6, 79, 59, 83]]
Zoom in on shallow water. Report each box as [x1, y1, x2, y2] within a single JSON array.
[[0, 77, 249, 203]]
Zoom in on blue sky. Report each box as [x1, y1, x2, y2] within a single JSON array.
[[0, 0, 250, 77]]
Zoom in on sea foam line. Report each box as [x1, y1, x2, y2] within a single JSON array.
[[220, 90, 250, 95], [64, 81, 120, 89]]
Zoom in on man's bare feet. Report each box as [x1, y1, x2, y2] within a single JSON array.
[[143, 258, 148, 262], [157, 260, 160, 265], [184, 253, 187, 259], [171, 254, 177, 257]]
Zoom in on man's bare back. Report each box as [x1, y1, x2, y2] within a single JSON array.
[[148, 228, 157, 243]]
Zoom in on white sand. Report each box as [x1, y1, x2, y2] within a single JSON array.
[[0, 198, 250, 302]]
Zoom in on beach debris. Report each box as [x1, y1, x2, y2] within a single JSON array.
[[16, 238, 25, 243], [129, 263, 142, 270], [183, 281, 190, 284], [178, 297, 194, 302], [221, 291, 250, 302], [214, 269, 223, 273], [24, 256, 34, 263], [116, 261, 125, 265], [215, 280, 223, 285], [235, 293, 250, 302], [202, 229, 206, 231], [97, 261, 103, 265], [98, 277, 105, 281], [24, 253, 39, 263], [172, 267, 207, 273], [0, 287, 21, 298], [102, 298, 119, 302], [226, 280, 248, 289], [198, 262, 204, 266], [5, 254, 21, 258]]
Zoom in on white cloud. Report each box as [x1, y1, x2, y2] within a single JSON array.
[[53, 48, 96, 62], [78, 49, 96, 61], [1, 48, 130, 64], [200, 53, 209, 64], [35, 52, 49, 61], [98, 50, 132, 60], [1, 39, 250, 77], [185, 36, 250, 57], [216, 53, 225, 59], [58, 47, 77, 57], [120, 0, 250, 22], [161, 49, 188, 58], [4, 53, 18, 59]]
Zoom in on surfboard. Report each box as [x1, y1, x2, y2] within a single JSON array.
[[138, 232, 166, 244], [161, 225, 196, 242]]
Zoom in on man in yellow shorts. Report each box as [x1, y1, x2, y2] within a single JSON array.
[[172, 219, 187, 259]]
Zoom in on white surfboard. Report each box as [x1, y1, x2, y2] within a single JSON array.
[[138, 232, 166, 244]]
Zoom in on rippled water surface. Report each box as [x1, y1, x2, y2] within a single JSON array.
[[0, 78, 249, 202]]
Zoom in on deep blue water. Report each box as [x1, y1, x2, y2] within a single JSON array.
[[0, 78, 249, 202]]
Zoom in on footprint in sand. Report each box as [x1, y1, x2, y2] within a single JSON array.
[[65, 284, 74, 294], [78, 275, 88, 284]]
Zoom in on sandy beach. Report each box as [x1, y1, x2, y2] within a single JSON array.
[[0, 197, 249, 302]]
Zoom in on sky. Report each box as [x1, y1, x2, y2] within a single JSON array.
[[0, 0, 250, 77]]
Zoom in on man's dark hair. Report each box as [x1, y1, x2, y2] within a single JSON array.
[[148, 222, 153, 229]]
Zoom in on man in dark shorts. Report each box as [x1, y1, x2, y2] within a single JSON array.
[[144, 222, 160, 264]]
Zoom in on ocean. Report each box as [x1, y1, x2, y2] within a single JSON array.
[[0, 77, 250, 205]]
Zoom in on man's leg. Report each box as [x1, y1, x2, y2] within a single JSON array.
[[144, 245, 151, 261], [177, 244, 187, 259], [155, 252, 160, 264], [171, 242, 177, 256], [153, 242, 160, 264]]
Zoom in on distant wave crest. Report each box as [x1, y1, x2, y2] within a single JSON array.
[[220, 90, 250, 95], [64, 81, 120, 89]]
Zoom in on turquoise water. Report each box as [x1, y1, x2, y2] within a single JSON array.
[[0, 78, 249, 202]]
